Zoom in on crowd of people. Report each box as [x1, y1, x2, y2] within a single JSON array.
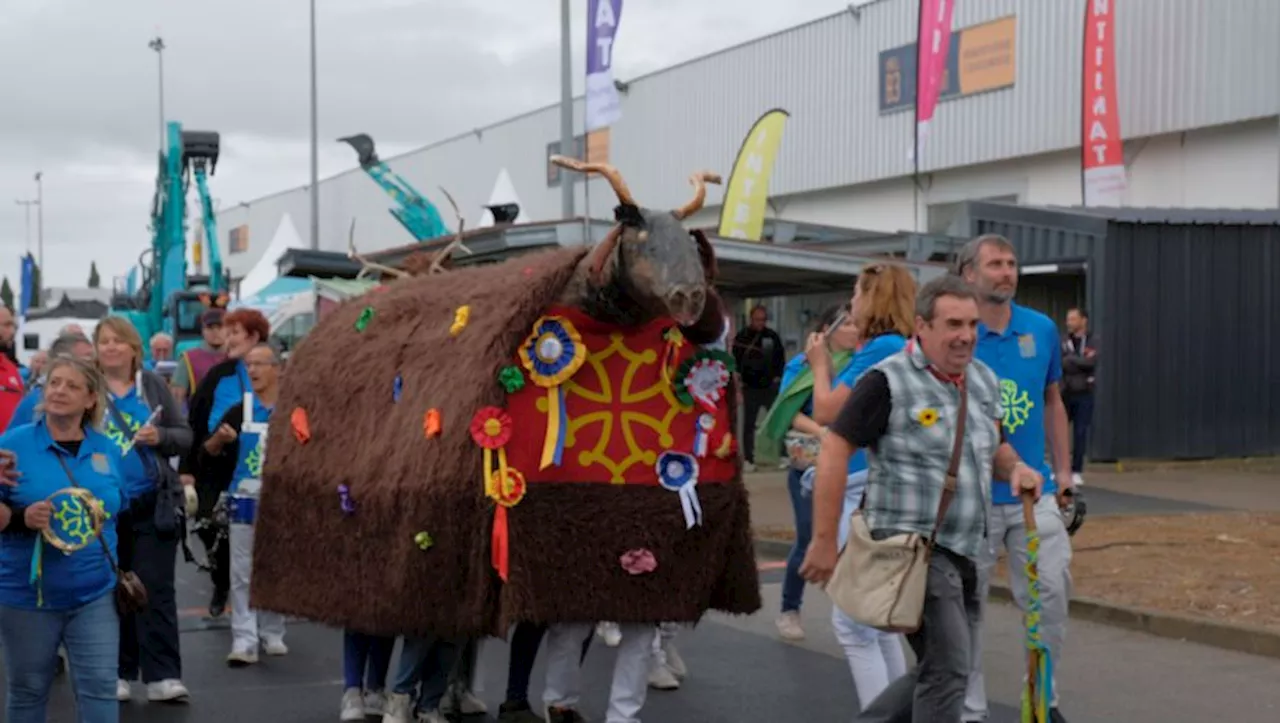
[[0, 230, 1097, 722]]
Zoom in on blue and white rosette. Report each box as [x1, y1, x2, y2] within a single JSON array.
[[656, 451, 703, 529], [693, 413, 714, 458]]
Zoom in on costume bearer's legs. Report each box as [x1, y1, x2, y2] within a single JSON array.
[[544, 622, 654, 723], [229, 521, 287, 660], [228, 522, 258, 657]]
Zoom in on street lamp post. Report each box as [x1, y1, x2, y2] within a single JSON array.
[[34, 172, 43, 273], [559, 0, 574, 219], [148, 35, 166, 150], [309, 0, 320, 250], [14, 200, 37, 254]]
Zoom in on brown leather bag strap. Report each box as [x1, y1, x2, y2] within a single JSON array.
[[926, 376, 967, 550]]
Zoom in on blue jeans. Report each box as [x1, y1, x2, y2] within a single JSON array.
[[343, 630, 395, 690], [0, 593, 120, 723], [781, 466, 813, 613], [392, 635, 461, 713]]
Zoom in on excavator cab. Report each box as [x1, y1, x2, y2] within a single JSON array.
[[181, 130, 220, 175]]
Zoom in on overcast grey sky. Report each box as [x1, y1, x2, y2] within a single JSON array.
[[0, 0, 869, 292]]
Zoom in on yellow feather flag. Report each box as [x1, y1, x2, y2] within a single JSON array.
[[717, 108, 790, 242]]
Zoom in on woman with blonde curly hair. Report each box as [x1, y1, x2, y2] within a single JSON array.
[[804, 263, 917, 710]]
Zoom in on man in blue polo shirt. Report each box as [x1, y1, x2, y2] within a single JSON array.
[[957, 234, 1075, 723]]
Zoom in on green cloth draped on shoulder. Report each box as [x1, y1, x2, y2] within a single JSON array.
[[753, 350, 854, 466]]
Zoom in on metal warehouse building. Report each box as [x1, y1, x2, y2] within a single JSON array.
[[212, 0, 1280, 282]]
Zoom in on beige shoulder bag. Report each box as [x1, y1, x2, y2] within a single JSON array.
[[825, 381, 967, 634]]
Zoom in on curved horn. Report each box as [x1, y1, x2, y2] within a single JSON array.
[[673, 171, 723, 220], [549, 155, 636, 206], [348, 218, 410, 280], [428, 187, 470, 275]]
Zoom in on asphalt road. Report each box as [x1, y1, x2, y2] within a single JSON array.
[[4, 546, 1279, 722]]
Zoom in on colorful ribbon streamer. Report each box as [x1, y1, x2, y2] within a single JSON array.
[[1021, 506, 1054, 722]]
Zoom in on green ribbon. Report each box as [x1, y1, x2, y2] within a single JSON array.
[[498, 365, 526, 393]]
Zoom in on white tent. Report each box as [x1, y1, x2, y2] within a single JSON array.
[[478, 168, 522, 228], [238, 213, 304, 299]]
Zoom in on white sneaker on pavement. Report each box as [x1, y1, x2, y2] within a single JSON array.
[[440, 687, 488, 715], [648, 663, 681, 690], [776, 611, 805, 641], [381, 692, 413, 723], [117, 679, 132, 702], [363, 689, 388, 716], [662, 640, 688, 680], [1072, 472, 1085, 487], [263, 638, 289, 656], [341, 687, 366, 721], [416, 710, 448, 723], [146, 679, 190, 702], [226, 648, 258, 667]]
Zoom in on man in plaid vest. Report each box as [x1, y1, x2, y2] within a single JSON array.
[[802, 275, 1043, 722]]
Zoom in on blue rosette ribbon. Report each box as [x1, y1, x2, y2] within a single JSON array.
[[656, 451, 703, 529], [518, 316, 586, 469]]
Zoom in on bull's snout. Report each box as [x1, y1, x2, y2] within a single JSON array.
[[665, 286, 706, 326]]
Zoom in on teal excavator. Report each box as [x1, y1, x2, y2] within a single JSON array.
[[111, 121, 229, 360], [339, 133, 454, 242]]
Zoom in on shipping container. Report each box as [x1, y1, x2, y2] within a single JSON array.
[[960, 202, 1280, 462]]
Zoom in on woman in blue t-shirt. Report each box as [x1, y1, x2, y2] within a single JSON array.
[[0, 356, 126, 723], [804, 263, 919, 710], [95, 317, 193, 703]]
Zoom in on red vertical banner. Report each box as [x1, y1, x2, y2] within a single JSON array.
[[1081, 0, 1127, 206], [914, 0, 956, 165]]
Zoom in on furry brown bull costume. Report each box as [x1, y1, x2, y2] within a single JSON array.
[[250, 158, 761, 637]]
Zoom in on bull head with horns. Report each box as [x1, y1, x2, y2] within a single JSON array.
[[550, 155, 721, 328]]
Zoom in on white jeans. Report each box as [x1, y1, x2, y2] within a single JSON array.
[[544, 622, 651, 723], [229, 522, 286, 654], [964, 495, 1073, 721], [830, 606, 908, 709]]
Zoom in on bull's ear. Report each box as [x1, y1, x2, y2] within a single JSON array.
[[690, 229, 717, 282]]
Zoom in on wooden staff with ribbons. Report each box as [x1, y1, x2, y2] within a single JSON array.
[[1020, 488, 1053, 722]]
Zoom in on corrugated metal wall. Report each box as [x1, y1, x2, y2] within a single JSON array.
[[1096, 221, 1280, 461], [215, 0, 1280, 277]]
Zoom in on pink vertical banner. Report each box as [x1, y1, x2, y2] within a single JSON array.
[[914, 0, 956, 164], [1081, 0, 1126, 206]]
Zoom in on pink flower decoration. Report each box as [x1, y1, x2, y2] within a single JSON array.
[[620, 548, 657, 575]]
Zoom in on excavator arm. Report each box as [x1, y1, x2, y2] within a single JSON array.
[[339, 133, 451, 242]]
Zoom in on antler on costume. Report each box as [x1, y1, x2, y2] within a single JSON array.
[[548, 155, 636, 207], [673, 171, 723, 220], [348, 218, 410, 281], [428, 187, 472, 275]]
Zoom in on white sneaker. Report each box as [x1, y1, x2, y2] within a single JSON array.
[[415, 710, 447, 723], [744, 461, 757, 473], [776, 611, 805, 641], [116, 679, 132, 702], [441, 687, 488, 715], [381, 692, 413, 723], [263, 638, 289, 656], [648, 662, 681, 690], [1072, 472, 1085, 487], [595, 621, 622, 647], [341, 687, 366, 721], [146, 679, 190, 702], [662, 640, 688, 680], [363, 689, 387, 716], [226, 648, 259, 667]]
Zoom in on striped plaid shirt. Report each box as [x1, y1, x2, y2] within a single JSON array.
[[863, 343, 1003, 559]]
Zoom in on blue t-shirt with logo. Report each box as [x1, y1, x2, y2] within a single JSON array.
[[975, 303, 1063, 505], [0, 421, 125, 610], [103, 385, 159, 502]]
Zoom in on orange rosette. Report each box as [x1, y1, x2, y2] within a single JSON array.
[[470, 407, 518, 581]]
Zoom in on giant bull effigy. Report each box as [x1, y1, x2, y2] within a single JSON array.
[[250, 158, 762, 637]]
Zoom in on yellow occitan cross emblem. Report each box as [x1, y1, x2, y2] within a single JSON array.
[[535, 332, 689, 483], [1000, 379, 1035, 434]]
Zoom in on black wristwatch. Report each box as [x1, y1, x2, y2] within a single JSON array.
[[1, 504, 34, 536]]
